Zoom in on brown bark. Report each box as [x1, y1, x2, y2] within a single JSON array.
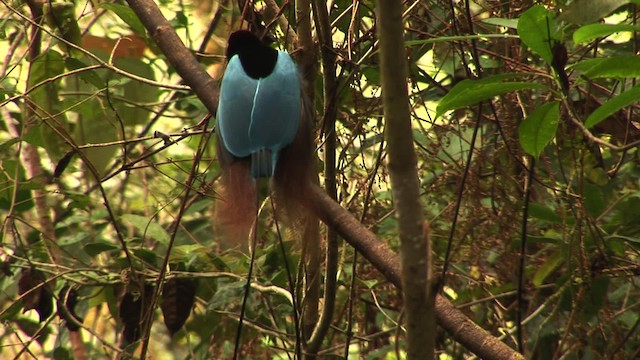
[[376, 0, 434, 358]]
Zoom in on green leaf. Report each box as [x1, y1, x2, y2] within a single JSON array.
[[133, 248, 159, 266], [113, 57, 159, 126], [121, 214, 170, 245], [48, 2, 82, 47], [533, 250, 564, 286], [436, 74, 547, 118], [517, 5, 559, 65], [482, 18, 519, 29], [559, 0, 630, 25], [359, 279, 379, 289], [74, 99, 118, 177], [585, 85, 640, 128], [571, 56, 640, 79], [583, 183, 606, 217], [605, 235, 640, 244], [529, 203, 562, 223], [573, 24, 640, 44], [58, 232, 88, 246], [518, 102, 560, 157], [83, 241, 119, 257], [65, 57, 104, 89], [0, 138, 19, 152], [27, 50, 69, 159], [100, 3, 146, 36]]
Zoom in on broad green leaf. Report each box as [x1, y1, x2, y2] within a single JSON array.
[[519, 102, 560, 157], [113, 57, 159, 126], [517, 5, 559, 65], [573, 24, 640, 44], [585, 85, 640, 128], [559, 0, 630, 25], [529, 203, 562, 223], [100, 4, 146, 36], [571, 56, 640, 79], [121, 214, 170, 245], [27, 50, 69, 159], [73, 98, 118, 176], [64, 54, 118, 177], [65, 57, 104, 89], [533, 250, 564, 286], [436, 74, 547, 118]]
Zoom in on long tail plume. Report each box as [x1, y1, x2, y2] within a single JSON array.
[[214, 153, 257, 249], [272, 93, 316, 225]]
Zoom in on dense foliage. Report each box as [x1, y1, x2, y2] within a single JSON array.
[[1, 0, 640, 358]]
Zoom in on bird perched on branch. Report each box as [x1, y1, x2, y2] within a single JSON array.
[[215, 30, 314, 247]]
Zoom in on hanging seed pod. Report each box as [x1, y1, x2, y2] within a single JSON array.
[[161, 277, 197, 335], [53, 150, 75, 178], [18, 268, 53, 322], [118, 282, 154, 345]]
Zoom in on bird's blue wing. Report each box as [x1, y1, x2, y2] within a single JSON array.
[[249, 51, 301, 156], [217, 56, 257, 158]]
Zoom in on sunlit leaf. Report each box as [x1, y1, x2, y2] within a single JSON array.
[[517, 5, 559, 65], [573, 23, 640, 44], [100, 3, 146, 36], [436, 74, 547, 118], [559, 0, 630, 25]]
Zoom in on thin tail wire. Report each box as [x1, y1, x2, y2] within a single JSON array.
[[271, 197, 302, 358], [233, 177, 261, 360]]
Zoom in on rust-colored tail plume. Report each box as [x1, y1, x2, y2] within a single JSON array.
[[214, 156, 257, 249], [273, 96, 316, 227]]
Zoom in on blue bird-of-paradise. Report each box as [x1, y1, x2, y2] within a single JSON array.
[[217, 30, 302, 177], [214, 30, 313, 248]]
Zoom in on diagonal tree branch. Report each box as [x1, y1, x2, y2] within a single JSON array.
[[307, 185, 524, 360]]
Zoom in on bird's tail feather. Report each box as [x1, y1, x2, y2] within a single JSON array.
[[251, 149, 273, 178], [272, 95, 315, 228], [214, 160, 256, 249]]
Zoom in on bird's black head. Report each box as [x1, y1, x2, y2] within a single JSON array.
[[226, 30, 278, 79]]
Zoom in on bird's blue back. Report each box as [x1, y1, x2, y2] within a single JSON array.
[[217, 51, 301, 177]]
